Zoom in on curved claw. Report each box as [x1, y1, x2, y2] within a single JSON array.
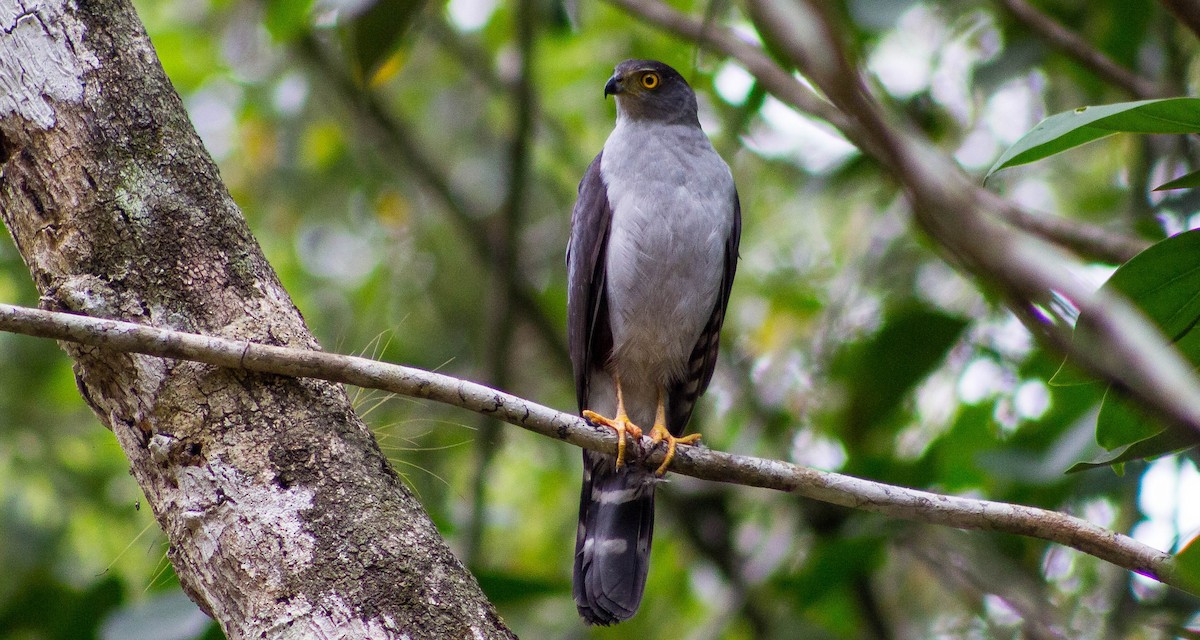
[[583, 410, 643, 468], [649, 424, 701, 476]]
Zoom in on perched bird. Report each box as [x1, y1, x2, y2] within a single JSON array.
[[567, 59, 741, 625]]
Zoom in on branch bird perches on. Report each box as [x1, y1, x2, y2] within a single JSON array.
[[0, 302, 1181, 594]]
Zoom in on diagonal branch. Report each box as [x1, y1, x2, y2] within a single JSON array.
[[988, 198, 1149, 263], [603, 0, 1150, 265], [997, 0, 1162, 99], [1158, 0, 1200, 41], [465, 0, 539, 566], [0, 302, 1184, 594], [741, 0, 1200, 438], [296, 34, 572, 369], [606, 0, 1196, 437]]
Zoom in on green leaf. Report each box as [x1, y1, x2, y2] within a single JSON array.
[[1066, 427, 1196, 473], [1047, 357, 1095, 387], [1066, 230, 1200, 456], [1154, 169, 1200, 192], [839, 306, 969, 432], [264, 0, 314, 42], [1095, 386, 1159, 451], [987, 98, 1200, 178], [1174, 534, 1200, 595], [1101, 228, 1200, 341], [347, 0, 427, 81], [1089, 326, 1200, 453]]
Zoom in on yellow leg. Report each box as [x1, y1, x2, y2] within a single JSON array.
[[582, 375, 643, 468], [648, 387, 701, 476]]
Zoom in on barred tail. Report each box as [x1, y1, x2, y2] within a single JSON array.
[[573, 449, 656, 625]]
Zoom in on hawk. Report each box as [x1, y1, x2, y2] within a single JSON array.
[[568, 59, 741, 625]]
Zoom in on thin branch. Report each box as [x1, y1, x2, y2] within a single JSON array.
[[603, 0, 1200, 448], [602, 0, 1151, 266], [296, 34, 572, 370], [0, 302, 1184, 593], [1158, 0, 1200, 41], [742, 0, 1200, 439], [998, 0, 1162, 99], [600, 0, 860, 143], [902, 531, 1069, 639], [465, 0, 539, 566], [987, 197, 1150, 264]]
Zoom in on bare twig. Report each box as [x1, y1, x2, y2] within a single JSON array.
[[465, 0, 539, 566], [1158, 0, 1200, 41], [998, 0, 1161, 99], [0, 302, 1184, 593], [902, 531, 1069, 639]]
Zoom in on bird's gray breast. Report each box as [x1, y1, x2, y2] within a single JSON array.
[[600, 118, 734, 386]]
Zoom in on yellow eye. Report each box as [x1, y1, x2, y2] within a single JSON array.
[[640, 72, 660, 90]]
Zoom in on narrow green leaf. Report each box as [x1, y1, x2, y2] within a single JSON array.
[[1095, 387, 1158, 451], [1066, 427, 1196, 473], [1154, 169, 1200, 192], [987, 98, 1200, 178], [1174, 535, 1200, 594], [347, 0, 426, 80], [1101, 229, 1200, 342], [1089, 98, 1200, 133], [987, 124, 1115, 178]]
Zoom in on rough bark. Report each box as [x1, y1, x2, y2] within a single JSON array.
[[0, 1, 514, 638]]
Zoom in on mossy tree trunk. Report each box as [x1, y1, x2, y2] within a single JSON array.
[[0, 1, 514, 637]]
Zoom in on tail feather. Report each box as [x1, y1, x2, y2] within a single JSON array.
[[573, 449, 656, 625]]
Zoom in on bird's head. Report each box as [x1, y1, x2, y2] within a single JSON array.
[[604, 59, 698, 124]]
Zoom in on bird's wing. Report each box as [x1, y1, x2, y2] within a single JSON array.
[[667, 188, 742, 434], [567, 152, 614, 412]]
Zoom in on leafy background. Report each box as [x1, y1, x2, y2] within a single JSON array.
[[2, 0, 1200, 638]]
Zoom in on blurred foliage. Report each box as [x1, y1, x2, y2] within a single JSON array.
[[4, 0, 1200, 637]]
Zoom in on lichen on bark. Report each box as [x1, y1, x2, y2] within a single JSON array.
[[0, 1, 514, 637]]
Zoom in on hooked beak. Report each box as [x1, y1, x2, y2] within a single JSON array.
[[604, 74, 623, 98]]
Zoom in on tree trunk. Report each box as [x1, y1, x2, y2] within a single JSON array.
[[0, 1, 514, 638]]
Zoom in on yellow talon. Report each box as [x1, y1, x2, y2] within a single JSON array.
[[648, 423, 700, 476], [583, 409, 642, 467], [648, 387, 701, 476], [582, 375, 642, 468]]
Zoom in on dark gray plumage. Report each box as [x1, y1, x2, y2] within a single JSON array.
[[568, 59, 741, 626]]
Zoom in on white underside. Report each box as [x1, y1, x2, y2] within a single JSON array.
[[591, 116, 734, 426]]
